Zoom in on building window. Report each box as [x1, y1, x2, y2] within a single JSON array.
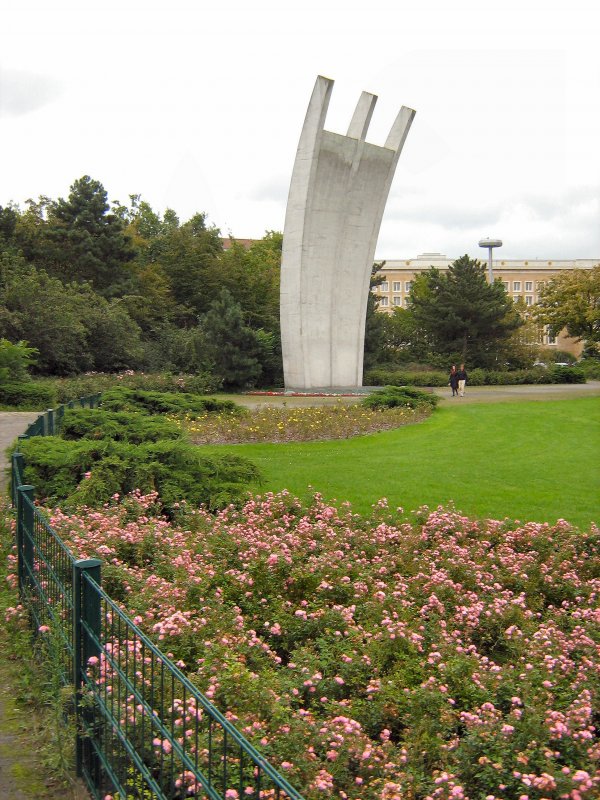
[[525, 295, 533, 306], [380, 281, 389, 292], [404, 297, 410, 307], [513, 295, 520, 302], [513, 281, 521, 292], [502, 281, 509, 291], [525, 281, 533, 291], [545, 326, 556, 345], [393, 281, 401, 292], [393, 296, 402, 306], [379, 296, 389, 307], [536, 281, 545, 290], [405, 281, 412, 292]]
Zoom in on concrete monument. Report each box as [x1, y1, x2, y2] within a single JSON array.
[[280, 75, 415, 390]]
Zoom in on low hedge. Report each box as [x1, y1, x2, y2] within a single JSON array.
[[365, 369, 449, 387], [364, 366, 586, 387], [577, 359, 600, 380]]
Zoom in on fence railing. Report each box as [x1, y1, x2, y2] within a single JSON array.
[[10, 401, 305, 800]]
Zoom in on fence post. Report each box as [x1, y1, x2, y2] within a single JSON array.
[[16, 485, 35, 597], [73, 558, 102, 780], [11, 452, 24, 508], [56, 404, 64, 433]]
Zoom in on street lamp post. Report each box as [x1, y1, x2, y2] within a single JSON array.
[[478, 238, 502, 282]]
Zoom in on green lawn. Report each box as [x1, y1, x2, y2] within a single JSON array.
[[203, 397, 600, 530]]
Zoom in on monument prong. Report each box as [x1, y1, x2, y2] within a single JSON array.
[[385, 105, 417, 155], [280, 76, 416, 391], [347, 92, 378, 141]]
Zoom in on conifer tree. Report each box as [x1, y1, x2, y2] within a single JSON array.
[[409, 255, 521, 366], [47, 175, 136, 294], [201, 290, 263, 389]]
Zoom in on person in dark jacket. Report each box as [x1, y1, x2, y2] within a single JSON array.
[[449, 365, 459, 396], [457, 364, 468, 396]]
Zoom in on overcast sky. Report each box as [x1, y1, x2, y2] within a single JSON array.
[[1, 0, 599, 261]]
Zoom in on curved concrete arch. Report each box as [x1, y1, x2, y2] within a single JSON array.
[[280, 76, 415, 390]]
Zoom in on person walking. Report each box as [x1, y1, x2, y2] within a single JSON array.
[[449, 365, 459, 396], [457, 363, 468, 397]]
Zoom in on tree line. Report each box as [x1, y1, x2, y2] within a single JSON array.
[[1, 175, 598, 388], [0, 176, 282, 388]]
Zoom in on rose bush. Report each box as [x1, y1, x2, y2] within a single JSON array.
[[33, 491, 600, 800]]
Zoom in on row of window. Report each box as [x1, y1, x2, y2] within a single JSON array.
[[377, 280, 546, 294], [377, 281, 412, 293], [502, 281, 543, 292], [379, 296, 407, 307], [379, 294, 536, 308]]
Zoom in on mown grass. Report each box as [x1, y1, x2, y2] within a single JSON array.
[[201, 397, 600, 530]]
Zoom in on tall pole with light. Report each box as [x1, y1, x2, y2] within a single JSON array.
[[478, 237, 502, 282]]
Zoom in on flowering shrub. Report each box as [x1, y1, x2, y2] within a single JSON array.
[[37, 491, 599, 800], [177, 403, 429, 444]]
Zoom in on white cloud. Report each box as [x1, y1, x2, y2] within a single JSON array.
[[0, 69, 62, 117], [0, 0, 598, 259]]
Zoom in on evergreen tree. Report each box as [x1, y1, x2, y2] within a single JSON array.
[[45, 176, 136, 295], [201, 290, 262, 389], [363, 261, 387, 374], [409, 255, 521, 367]]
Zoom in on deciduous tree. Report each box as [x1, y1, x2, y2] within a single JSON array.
[[534, 265, 600, 353]]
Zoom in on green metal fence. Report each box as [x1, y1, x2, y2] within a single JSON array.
[[11, 401, 305, 800]]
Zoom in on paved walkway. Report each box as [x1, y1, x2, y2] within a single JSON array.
[[0, 412, 39, 492], [240, 381, 600, 408]]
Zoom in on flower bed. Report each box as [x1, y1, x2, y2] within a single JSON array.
[[176, 404, 430, 444], [36, 492, 600, 800]]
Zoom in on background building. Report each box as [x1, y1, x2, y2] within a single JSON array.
[[374, 254, 599, 358]]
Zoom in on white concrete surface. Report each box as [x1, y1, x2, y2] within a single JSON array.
[[280, 76, 415, 390]]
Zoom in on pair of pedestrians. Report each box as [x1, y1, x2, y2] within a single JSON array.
[[449, 364, 468, 397]]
